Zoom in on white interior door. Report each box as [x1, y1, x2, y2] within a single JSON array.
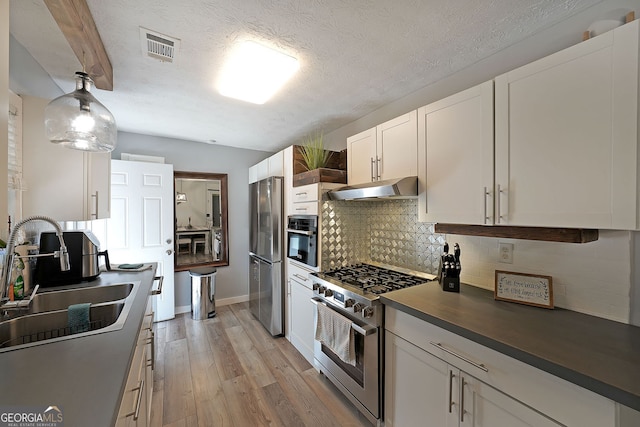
[[104, 159, 175, 322]]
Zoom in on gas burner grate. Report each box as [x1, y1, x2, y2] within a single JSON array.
[[324, 263, 427, 294]]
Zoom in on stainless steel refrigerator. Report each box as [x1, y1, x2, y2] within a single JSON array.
[[249, 176, 284, 336]]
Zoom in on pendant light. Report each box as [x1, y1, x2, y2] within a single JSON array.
[[176, 192, 188, 204], [176, 180, 188, 204], [44, 71, 117, 152]]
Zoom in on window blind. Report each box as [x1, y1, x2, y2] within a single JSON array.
[[8, 96, 23, 190]]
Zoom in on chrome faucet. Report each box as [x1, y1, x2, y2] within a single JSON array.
[[0, 216, 71, 304]]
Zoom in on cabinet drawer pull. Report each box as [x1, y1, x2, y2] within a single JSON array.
[[152, 275, 164, 295], [147, 331, 155, 370], [370, 157, 375, 182], [496, 184, 507, 224], [91, 191, 99, 219], [287, 229, 314, 236], [295, 207, 308, 211], [144, 311, 154, 331], [295, 192, 307, 196], [430, 341, 488, 372], [376, 156, 381, 180], [483, 186, 491, 224], [448, 370, 454, 413], [126, 379, 145, 420], [461, 376, 466, 422], [293, 273, 308, 282]]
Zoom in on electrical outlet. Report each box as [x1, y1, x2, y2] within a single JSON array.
[[498, 242, 514, 264]]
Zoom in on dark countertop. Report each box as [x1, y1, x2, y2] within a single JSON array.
[[0, 265, 157, 427], [380, 282, 640, 412]]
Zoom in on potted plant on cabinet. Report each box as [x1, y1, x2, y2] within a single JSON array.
[[293, 132, 347, 187]]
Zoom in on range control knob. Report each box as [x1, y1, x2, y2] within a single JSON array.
[[324, 289, 334, 297], [353, 303, 365, 313], [312, 283, 319, 291], [344, 298, 355, 308], [318, 286, 326, 294], [363, 306, 374, 318]]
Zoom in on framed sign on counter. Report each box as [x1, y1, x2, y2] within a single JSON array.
[[495, 270, 554, 309]]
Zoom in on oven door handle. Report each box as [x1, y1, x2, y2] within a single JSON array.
[[287, 228, 315, 236], [311, 297, 377, 336]]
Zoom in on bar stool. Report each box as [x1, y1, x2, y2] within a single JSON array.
[[193, 236, 206, 254], [177, 237, 192, 255]]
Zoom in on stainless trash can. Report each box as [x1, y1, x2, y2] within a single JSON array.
[[189, 267, 217, 320]]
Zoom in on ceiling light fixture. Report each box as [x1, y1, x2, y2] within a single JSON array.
[[44, 71, 117, 152], [217, 40, 299, 104]]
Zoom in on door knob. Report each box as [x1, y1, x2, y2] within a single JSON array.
[[166, 249, 173, 255], [166, 238, 172, 244]]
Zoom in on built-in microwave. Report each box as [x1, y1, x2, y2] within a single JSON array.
[[286, 215, 318, 267]]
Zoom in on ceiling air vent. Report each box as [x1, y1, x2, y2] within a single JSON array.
[[140, 27, 180, 63]]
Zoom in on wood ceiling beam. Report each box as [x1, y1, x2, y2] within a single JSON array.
[[44, 0, 113, 91]]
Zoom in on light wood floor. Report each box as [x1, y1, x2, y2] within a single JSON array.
[[150, 302, 373, 427]]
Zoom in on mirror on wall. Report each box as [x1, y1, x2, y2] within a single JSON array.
[[174, 171, 229, 271]]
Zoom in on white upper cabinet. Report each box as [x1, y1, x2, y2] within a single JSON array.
[[248, 164, 258, 184], [494, 20, 640, 229], [418, 81, 494, 224], [376, 111, 418, 181], [22, 95, 111, 221], [249, 151, 285, 184], [347, 127, 376, 184], [268, 151, 284, 177], [347, 111, 418, 185]]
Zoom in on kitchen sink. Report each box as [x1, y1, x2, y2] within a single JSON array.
[[0, 281, 141, 353], [28, 283, 134, 313], [0, 302, 126, 351]]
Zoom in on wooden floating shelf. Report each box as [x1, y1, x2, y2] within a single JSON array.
[[434, 223, 599, 243]]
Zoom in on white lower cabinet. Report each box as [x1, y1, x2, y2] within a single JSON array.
[[287, 259, 316, 364], [386, 332, 560, 427], [385, 331, 449, 426], [116, 295, 154, 426], [385, 307, 627, 427]]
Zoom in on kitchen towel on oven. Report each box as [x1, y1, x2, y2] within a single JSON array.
[[315, 303, 356, 366]]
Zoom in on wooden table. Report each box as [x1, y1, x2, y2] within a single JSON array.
[[176, 226, 210, 254]]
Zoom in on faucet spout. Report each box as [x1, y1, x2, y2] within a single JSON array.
[[0, 216, 70, 303]]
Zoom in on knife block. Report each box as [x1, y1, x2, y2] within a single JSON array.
[[437, 252, 461, 293], [441, 276, 460, 293]]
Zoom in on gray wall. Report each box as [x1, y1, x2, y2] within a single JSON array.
[[9, 34, 63, 100], [112, 132, 269, 307]]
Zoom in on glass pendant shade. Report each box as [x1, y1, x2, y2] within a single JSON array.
[[45, 72, 117, 152], [176, 192, 187, 203]]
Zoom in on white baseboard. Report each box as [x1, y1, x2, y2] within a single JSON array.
[[218, 294, 250, 306], [175, 305, 191, 315], [175, 294, 250, 315]]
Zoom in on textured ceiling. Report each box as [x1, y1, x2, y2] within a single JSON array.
[[10, 0, 601, 152]]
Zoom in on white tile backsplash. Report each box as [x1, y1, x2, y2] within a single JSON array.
[[447, 231, 633, 323]]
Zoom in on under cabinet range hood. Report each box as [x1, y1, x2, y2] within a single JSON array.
[[327, 176, 418, 200]]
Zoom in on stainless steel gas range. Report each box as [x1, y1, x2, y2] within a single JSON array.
[[310, 262, 433, 426]]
